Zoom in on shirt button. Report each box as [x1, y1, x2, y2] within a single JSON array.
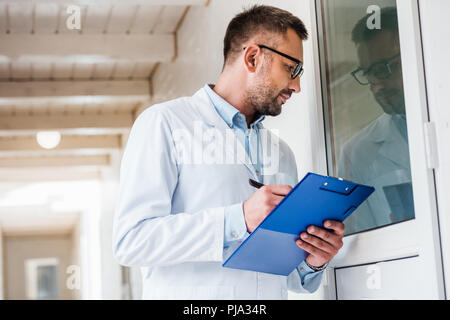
[[300, 267, 305, 272], [232, 231, 238, 238], [236, 115, 241, 120]]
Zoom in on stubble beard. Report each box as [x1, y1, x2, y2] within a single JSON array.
[[245, 73, 283, 117], [374, 88, 406, 116]]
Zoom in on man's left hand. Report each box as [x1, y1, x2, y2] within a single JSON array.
[[296, 220, 345, 268]]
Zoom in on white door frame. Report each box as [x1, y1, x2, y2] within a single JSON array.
[[417, 0, 450, 299], [396, 0, 445, 300], [308, 0, 445, 299]]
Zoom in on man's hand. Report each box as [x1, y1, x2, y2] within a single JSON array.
[[243, 184, 292, 233], [296, 220, 345, 268]]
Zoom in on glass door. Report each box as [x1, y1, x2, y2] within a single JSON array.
[[314, 0, 444, 299]]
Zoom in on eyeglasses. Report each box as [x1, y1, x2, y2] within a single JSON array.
[[243, 44, 304, 79], [351, 53, 401, 86]]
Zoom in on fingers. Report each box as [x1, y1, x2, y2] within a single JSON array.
[[270, 194, 285, 206], [296, 221, 345, 264], [244, 184, 293, 234], [264, 184, 292, 196], [295, 221, 346, 268], [259, 185, 291, 208], [296, 237, 330, 258], [323, 220, 346, 236], [305, 225, 342, 248], [298, 232, 337, 255]]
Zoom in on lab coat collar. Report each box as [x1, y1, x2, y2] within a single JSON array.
[[368, 113, 393, 143], [192, 85, 278, 179], [367, 113, 410, 170], [193, 85, 227, 128], [204, 84, 266, 130], [204, 84, 240, 128]]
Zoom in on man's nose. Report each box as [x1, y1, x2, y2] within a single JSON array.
[[289, 75, 301, 93]]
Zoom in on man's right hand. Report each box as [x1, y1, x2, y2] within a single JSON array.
[[243, 184, 293, 233]]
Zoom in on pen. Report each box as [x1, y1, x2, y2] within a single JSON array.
[[249, 178, 265, 189]]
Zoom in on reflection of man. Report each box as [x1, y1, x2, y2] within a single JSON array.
[[338, 7, 414, 234]]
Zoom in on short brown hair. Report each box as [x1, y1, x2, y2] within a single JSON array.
[[223, 5, 308, 66]]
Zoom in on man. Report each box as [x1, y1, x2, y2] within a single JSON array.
[[113, 5, 344, 300], [338, 7, 414, 234]]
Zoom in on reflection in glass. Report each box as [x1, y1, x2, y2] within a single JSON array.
[[317, 1, 415, 235]]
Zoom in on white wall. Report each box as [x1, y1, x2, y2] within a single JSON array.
[[150, 0, 326, 299], [78, 185, 102, 300], [98, 150, 123, 300], [70, 217, 81, 300], [3, 234, 74, 300]]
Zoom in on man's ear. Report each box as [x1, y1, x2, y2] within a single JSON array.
[[242, 44, 262, 74]]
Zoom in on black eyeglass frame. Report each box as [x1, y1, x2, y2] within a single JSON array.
[[351, 53, 401, 86], [243, 44, 304, 79]]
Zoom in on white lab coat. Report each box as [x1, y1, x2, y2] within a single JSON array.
[[112, 86, 320, 299], [338, 113, 413, 234]]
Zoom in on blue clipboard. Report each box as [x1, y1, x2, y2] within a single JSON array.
[[222, 172, 375, 276]]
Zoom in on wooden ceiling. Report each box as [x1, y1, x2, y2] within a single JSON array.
[[0, 0, 208, 182]]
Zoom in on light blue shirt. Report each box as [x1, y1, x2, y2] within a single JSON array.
[[205, 84, 324, 287], [205, 84, 265, 180]]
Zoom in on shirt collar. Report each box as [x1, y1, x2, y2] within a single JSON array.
[[204, 84, 265, 129], [251, 113, 266, 129]]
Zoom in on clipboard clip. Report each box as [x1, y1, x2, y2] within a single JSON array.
[[319, 179, 357, 195]]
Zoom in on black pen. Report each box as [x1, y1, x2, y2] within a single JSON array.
[[249, 178, 265, 189]]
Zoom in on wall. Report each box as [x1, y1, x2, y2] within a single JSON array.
[[78, 187, 102, 300], [150, 0, 326, 299], [70, 218, 81, 300], [98, 149, 123, 300], [3, 234, 74, 300]]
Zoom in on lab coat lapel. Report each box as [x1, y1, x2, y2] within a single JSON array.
[[192, 87, 258, 178], [258, 122, 281, 177], [369, 114, 410, 170]]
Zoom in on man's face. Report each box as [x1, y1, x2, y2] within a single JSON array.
[[357, 31, 405, 115], [245, 28, 303, 117]]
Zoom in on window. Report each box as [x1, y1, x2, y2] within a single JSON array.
[[25, 258, 59, 299], [317, 0, 415, 235]]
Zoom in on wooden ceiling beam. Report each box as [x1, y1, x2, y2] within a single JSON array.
[[0, 167, 101, 181], [0, 134, 122, 151], [0, 34, 174, 62], [0, 80, 150, 99], [0, 113, 133, 131], [0, 154, 110, 168]]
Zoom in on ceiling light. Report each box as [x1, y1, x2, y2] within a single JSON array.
[[36, 131, 61, 149]]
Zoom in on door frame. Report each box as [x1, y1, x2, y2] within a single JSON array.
[[417, 0, 450, 300], [309, 0, 445, 299]]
